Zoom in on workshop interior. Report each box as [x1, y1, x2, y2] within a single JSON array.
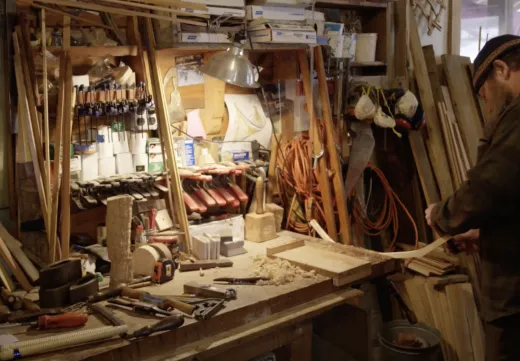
[[0, 0, 510, 360]]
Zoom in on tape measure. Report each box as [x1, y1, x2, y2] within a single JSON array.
[[152, 259, 175, 284]]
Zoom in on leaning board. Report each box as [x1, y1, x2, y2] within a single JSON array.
[[271, 243, 372, 287]]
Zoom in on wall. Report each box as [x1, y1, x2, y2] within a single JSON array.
[[415, 0, 451, 57]]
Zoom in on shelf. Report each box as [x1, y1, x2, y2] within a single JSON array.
[[157, 42, 310, 56], [315, 0, 389, 9], [46, 46, 139, 57], [351, 61, 386, 67]]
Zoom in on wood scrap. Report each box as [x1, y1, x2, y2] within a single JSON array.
[[0, 231, 32, 291], [265, 239, 304, 256], [0, 224, 38, 283]]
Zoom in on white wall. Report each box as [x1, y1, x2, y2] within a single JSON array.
[[415, 0, 451, 56]]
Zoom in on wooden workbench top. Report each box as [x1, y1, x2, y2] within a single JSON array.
[[5, 232, 395, 361]]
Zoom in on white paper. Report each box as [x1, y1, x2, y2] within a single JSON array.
[[176, 55, 205, 87]]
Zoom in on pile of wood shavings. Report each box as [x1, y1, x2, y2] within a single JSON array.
[[252, 255, 316, 286]]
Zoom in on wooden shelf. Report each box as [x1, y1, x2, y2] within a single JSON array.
[[351, 61, 386, 67], [46, 46, 139, 57], [315, 0, 389, 9], [158, 43, 309, 56]]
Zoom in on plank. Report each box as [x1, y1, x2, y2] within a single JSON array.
[[0, 261, 15, 292], [0, 229, 32, 291], [265, 238, 304, 256], [460, 283, 485, 361], [272, 245, 371, 285], [0, 224, 38, 283], [145, 19, 192, 252], [297, 50, 338, 241], [442, 55, 483, 166], [21, 0, 207, 26], [393, 0, 410, 88], [428, 274, 469, 287], [86, 0, 210, 19], [448, 0, 461, 55], [409, 15, 454, 199], [446, 284, 474, 361], [314, 47, 352, 245]]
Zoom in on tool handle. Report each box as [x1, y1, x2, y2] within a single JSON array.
[[266, 180, 273, 203], [193, 188, 217, 208], [160, 298, 196, 315], [132, 314, 184, 338], [206, 188, 227, 207], [22, 298, 40, 312], [183, 191, 200, 213], [87, 284, 125, 303], [190, 192, 208, 213], [88, 304, 124, 326], [214, 187, 236, 205], [121, 287, 148, 300], [38, 313, 88, 329], [255, 177, 264, 214], [228, 184, 248, 203]]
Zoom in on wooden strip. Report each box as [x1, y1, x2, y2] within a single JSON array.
[[49, 53, 67, 263], [30, 4, 114, 29], [442, 55, 483, 166], [408, 132, 441, 204], [144, 19, 191, 253], [265, 239, 304, 256], [19, 19, 40, 108], [297, 50, 338, 242], [13, 33, 49, 233], [29, 0, 208, 26], [437, 102, 461, 187], [384, 236, 451, 259], [0, 232, 32, 291], [42, 9, 52, 249], [459, 283, 485, 361], [409, 15, 454, 199], [127, 0, 207, 10], [14, 27, 48, 206], [0, 224, 39, 283], [314, 47, 352, 245], [0, 261, 15, 292], [60, 55, 73, 260], [267, 133, 280, 197], [96, 0, 210, 19]]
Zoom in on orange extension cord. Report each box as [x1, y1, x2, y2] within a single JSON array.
[[276, 138, 418, 249], [350, 163, 419, 250]]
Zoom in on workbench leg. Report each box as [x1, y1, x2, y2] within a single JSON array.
[[289, 322, 312, 361]]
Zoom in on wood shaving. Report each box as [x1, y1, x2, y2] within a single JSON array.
[[252, 255, 316, 286]]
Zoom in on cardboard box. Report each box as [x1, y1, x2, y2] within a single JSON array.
[[178, 32, 232, 43], [148, 153, 164, 172], [305, 9, 325, 21], [182, 0, 244, 6], [248, 21, 316, 44], [181, 6, 245, 18], [247, 0, 313, 7], [246, 5, 305, 21], [323, 22, 344, 35]]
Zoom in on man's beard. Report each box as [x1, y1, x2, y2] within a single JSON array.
[[487, 80, 515, 121]]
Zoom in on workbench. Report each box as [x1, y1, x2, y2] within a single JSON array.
[[10, 231, 396, 361]]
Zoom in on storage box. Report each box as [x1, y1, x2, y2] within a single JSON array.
[[247, 0, 313, 7], [178, 32, 232, 43], [246, 5, 305, 21], [181, 6, 245, 18], [248, 21, 316, 44], [148, 153, 164, 172], [305, 9, 325, 21], [182, 0, 244, 6]]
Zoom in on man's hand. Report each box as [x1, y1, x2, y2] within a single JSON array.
[[452, 229, 480, 253], [425, 204, 436, 227]]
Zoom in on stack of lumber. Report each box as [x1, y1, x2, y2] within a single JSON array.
[[393, 274, 484, 361], [408, 15, 483, 309], [397, 242, 459, 277]]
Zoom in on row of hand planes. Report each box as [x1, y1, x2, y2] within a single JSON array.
[[71, 172, 168, 210]]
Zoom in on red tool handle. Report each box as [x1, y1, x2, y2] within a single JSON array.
[[206, 188, 227, 207], [38, 313, 88, 329], [183, 191, 200, 213], [193, 188, 217, 208], [228, 184, 248, 203], [190, 192, 207, 213], [214, 187, 237, 205]]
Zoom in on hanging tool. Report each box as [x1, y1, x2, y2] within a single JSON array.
[[213, 277, 271, 285], [107, 298, 173, 317], [128, 314, 184, 339]]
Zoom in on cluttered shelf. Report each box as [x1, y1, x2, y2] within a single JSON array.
[[315, 0, 389, 9]]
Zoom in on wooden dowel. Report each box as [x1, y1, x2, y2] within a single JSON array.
[[42, 9, 52, 250], [297, 49, 338, 241], [314, 47, 352, 245], [144, 18, 192, 254], [97, 0, 210, 19], [24, 0, 207, 27]]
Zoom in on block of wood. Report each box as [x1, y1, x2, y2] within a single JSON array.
[[272, 245, 371, 287], [265, 239, 304, 256]]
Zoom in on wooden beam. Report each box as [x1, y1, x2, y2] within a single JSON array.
[[442, 55, 483, 166], [408, 132, 441, 205], [409, 15, 454, 199], [314, 47, 352, 245], [297, 49, 338, 242], [95, 0, 210, 19], [393, 0, 410, 88], [30, 4, 114, 30], [0, 224, 39, 283], [25, 0, 208, 26], [448, 0, 461, 55], [126, 0, 208, 11], [144, 18, 192, 253], [42, 9, 51, 249]]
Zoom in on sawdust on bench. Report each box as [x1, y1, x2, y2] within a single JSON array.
[[252, 255, 316, 286]]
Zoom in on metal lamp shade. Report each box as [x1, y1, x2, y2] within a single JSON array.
[[200, 45, 260, 88]]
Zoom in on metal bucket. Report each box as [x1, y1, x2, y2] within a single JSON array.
[[379, 320, 442, 361]]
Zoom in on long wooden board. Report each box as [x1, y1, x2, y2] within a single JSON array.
[[272, 244, 371, 287], [442, 55, 483, 166], [409, 15, 454, 199], [0, 224, 39, 283]]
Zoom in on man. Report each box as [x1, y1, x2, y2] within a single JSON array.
[[425, 35, 520, 361]]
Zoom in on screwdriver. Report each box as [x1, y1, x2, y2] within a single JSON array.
[[18, 313, 89, 330], [129, 314, 184, 338]]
